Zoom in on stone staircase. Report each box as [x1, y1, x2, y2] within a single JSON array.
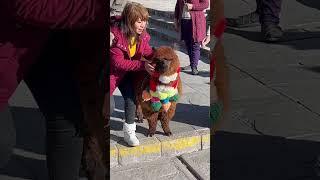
[[146, 8, 211, 59]]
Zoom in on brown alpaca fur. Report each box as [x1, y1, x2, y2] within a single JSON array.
[[135, 46, 182, 137], [75, 54, 107, 179]]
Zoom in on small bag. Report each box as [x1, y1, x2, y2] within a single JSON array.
[[181, 0, 191, 19]]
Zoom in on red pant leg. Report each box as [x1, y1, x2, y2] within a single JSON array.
[[210, 55, 216, 81], [0, 43, 21, 110]]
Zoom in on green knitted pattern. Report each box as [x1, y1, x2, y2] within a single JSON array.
[[210, 101, 223, 125], [170, 94, 179, 102], [151, 102, 162, 112]]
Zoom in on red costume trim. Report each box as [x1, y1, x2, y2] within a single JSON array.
[[149, 67, 181, 91]]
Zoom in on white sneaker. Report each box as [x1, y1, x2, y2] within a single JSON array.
[[123, 122, 140, 147]]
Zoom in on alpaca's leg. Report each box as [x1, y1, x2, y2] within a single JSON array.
[[147, 112, 159, 137], [160, 103, 177, 136]]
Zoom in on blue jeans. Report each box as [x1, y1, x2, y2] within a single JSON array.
[[111, 73, 136, 124]]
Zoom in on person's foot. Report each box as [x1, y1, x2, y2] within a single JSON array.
[[191, 66, 199, 75], [261, 23, 284, 42], [123, 122, 139, 146], [181, 65, 192, 71], [226, 11, 260, 28]]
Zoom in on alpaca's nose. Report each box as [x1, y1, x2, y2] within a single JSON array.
[[155, 60, 170, 74]]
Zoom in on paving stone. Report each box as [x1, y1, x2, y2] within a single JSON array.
[[110, 144, 119, 168], [111, 157, 197, 180], [180, 149, 210, 180]]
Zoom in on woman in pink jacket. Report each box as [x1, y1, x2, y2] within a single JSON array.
[[174, 0, 209, 75], [109, 2, 154, 147]]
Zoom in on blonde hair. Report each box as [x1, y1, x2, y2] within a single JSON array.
[[121, 2, 149, 45]]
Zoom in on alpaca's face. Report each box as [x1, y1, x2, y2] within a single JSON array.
[[154, 57, 171, 74], [152, 46, 180, 76]]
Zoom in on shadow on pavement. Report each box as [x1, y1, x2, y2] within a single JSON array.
[[0, 107, 48, 179], [297, 0, 320, 10], [213, 131, 320, 180], [112, 95, 210, 134], [10, 107, 46, 155], [110, 118, 164, 136], [226, 27, 262, 42], [301, 66, 320, 74], [225, 27, 320, 50], [173, 103, 210, 128], [0, 155, 47, 180], [181, 69, 210, 78]]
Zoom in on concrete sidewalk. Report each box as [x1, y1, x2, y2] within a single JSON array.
[[221, 0, 320, 139], [214, 0, 320, 179], [111, 149, 210, 180]]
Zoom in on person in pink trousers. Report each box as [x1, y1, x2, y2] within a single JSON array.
[[174, 0, 209, 75]]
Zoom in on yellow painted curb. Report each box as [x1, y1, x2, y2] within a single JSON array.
[[117, 138, 161, 158], [161, 135, 201, 151], [202, 134, 210, 144], [118, 143, 161, 157], [110, 145, 118, 158], [110, 130, 210, 166]]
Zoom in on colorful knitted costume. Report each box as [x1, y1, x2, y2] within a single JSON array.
[[209, 18, 226, 124], [142, 68, 180, 112]]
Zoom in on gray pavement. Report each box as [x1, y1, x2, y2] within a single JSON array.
[[222, 0, 320, 138], [214, 0, 320, 179], [110, 149, 210, 180]]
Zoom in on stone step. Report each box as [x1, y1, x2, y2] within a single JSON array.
[[147, 7, 210, 20], [147, 8, 175, 20], [149, 14, 176, 32], [147, 24, 211, 58], [147, 23, 178, 43], [146, 7, 211, 58]]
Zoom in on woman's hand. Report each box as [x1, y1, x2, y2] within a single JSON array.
[[186, 3, 193, 10], [201, 35, 210, 47], [144, 61, 155, 75]]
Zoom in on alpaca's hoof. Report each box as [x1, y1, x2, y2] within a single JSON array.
[[136, 118, 144, 123], [147, 132, 155, 137], [165, 131, 172, 136]]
